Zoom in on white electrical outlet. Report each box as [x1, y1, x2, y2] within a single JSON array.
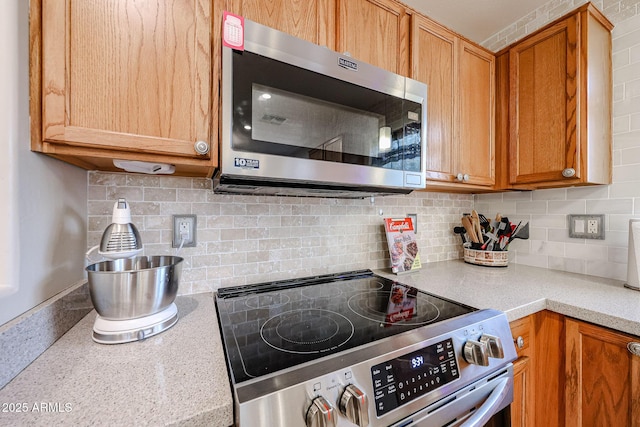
[[568, 214, 605, 240], [173, 214, 197, 248]]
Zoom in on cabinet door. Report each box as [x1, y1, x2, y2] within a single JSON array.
[[565, 318, 640, 427], [510, 316, 534, 426], [223, 0, 334, 46], [509, 15, 579, 185], [336, 0, 410, 75], [42, 0, 212, 159], [457, 41, 495, 186], [411, 16, 457, 184], [511, 356, 530, 427]]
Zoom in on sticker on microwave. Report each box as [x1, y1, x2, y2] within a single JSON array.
[[222, 11, 244, 51], [338, 57, 358, 71], [234, 157, 260, 169]]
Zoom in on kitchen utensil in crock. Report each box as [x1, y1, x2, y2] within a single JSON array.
[[461, 216, 479, 244], [453, 226, 468, 244], [505, 222, 529, 248]]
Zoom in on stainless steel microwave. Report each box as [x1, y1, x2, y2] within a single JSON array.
[[214, 18, 427, 198]]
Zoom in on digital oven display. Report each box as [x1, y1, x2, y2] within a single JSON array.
[[371, 338, 460, 417]]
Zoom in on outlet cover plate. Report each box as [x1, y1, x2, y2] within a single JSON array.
[[172, 214, 197, 248], [568, 214, 605, 240]]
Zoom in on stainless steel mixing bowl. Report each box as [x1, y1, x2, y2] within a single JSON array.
[[86, 256, 183, 320]]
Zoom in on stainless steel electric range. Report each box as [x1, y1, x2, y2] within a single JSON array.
[[215, 270, 517, 427]]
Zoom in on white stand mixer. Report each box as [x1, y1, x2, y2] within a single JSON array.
[[86, 199, 180, 344]]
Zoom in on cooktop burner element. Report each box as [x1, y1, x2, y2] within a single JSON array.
[[347, 288, 440, 326], [261, 309, 355, 354], [216, 270, 474, 383]]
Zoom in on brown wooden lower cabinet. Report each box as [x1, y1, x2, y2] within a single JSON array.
[[565, 318, 640, 427], [509, 311, 564, 427], [509, 312, 640, 427], [511, 355, 530, 427]]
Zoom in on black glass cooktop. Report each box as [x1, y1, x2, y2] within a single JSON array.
[[215, 270, 474, 384]]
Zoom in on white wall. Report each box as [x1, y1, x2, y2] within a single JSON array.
[[0, 0, 87, 327], [476, 0, 640, 281]]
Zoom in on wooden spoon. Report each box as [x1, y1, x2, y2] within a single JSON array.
[[462, 216, 478, 243], [471, 210, 484, 243]]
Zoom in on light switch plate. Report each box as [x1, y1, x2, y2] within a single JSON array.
[[568, 214, 605, 240]]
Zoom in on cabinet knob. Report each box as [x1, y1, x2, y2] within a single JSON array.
[[194, 140, 210, 155], [456, 173, 470, 182], [562, 168, 576, 178], [628, 342, 640, 356], [515, 336, 525, 349]]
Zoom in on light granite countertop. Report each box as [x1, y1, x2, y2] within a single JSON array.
[[2, 260, 640, 427], [0, 293, 233, 427], [375, 260, 640, 336]]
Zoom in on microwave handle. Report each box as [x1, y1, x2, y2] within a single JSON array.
[[459, 377, 510, 427]]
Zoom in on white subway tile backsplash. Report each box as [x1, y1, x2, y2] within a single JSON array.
[[566, 242, 609, 260], [548, 256, 586, 274], [88, 172, 472, 293], [531, 188, 567, 201], [503, 191, 533, 201], [614, 115, 631, 133], [609, 213, 638, 231], [531, 214, 567, 229], [612, 163, 640, 181], [514, 252, 549, 268], [548, 199, 586, 214], [586, 259, 627, 280], [566, 185, 610, 200], [516, 201, 548, 214], [586, 198, 634, 213], [613, 49, 631, 69], [609, 246, 630, 263]]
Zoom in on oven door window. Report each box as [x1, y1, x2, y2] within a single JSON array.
[[232, 51, 422, 172]]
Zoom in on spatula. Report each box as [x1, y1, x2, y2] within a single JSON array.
[[506, 222, 529, 246]]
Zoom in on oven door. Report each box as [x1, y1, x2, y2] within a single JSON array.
[[390, 365, 513, 427]]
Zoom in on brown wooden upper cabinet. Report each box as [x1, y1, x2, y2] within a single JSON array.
[[216, 0, 334, 47], [336, 0, 410, 76], [32, 0, 216, 177], [501, 4, 613, 189], [412, 16, 495, 190]]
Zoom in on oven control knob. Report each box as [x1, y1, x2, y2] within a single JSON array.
[[339, 384, 369, 427], [480, 334, 505, 359], [463, 339, 489, 366], [306, 396, 337, 427]]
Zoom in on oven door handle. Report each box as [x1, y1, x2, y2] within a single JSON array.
[[460, 377, 510, 427]]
